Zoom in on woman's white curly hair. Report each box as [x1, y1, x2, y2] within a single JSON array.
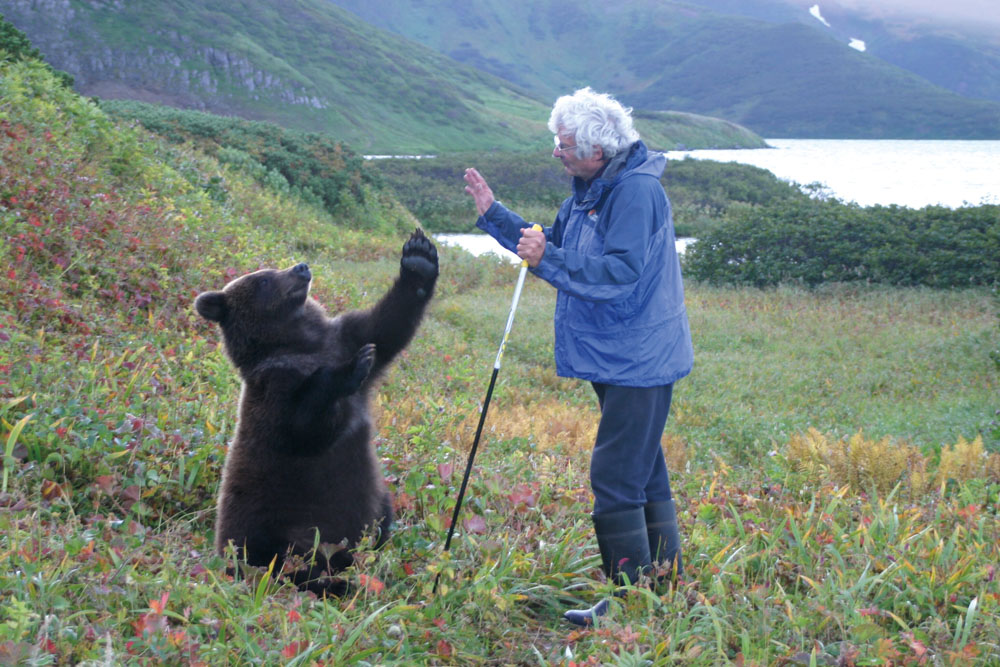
[[548, 87, 640, 160]]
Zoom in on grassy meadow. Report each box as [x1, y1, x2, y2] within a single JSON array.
[[2, 59, 1000, 665]]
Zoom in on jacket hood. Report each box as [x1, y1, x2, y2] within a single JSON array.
[[572, 140, 665, 206]]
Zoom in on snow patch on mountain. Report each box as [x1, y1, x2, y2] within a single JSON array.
[[809, 4, 832, 27], [809, 5, 866, 52]]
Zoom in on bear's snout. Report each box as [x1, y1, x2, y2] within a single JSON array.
[[292, 263, 311, 281]]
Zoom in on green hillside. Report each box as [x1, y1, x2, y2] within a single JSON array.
[[330, 0, 1000, 139], [2, 0, 547, 153], [0, 2, 765, 153]]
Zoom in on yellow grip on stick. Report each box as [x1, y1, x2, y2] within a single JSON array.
[[521, 223, 543, 267]]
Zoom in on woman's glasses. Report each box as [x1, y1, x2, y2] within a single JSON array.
[[553, 136, 579, 155]]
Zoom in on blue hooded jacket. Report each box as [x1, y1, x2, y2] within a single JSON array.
[[477, 140, 694, 387]]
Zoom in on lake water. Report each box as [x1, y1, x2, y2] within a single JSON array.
[[666, 138, 1000, 208], [438, 139, 1000, 261]]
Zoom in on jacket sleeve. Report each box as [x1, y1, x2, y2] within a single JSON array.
[[476, 200, 559, 253], [532, 178, 662, 303], [475, 201, 527, 253]]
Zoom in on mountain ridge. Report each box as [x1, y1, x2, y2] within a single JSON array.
[[680, 0, 1000, 103], [1, 0, 550, 153], [3, 0, 999, 142], [328, 0, 1000, 139], [0, 0, 766, 152]]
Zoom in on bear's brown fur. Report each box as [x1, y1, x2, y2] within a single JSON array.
[[195, 228, 438, 594]]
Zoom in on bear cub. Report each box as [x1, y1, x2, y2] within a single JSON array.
[[195, 228, 438, 595]]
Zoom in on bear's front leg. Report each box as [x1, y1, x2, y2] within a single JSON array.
[[338, 229, 438, 379], [305, 343, 375, 399], [288, 344, 375, 444], [338, 343, 376, 395]]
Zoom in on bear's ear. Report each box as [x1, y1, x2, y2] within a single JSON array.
[[195, 291, 228, 323]]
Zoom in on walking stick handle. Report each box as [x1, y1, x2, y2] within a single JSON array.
[[520, 223, 543, 267]]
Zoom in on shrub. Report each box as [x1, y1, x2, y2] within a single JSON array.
[[100, 99, 413, 235], [993, 287, 1000, 370], [786, 428, 999, 498], [787, 428, 919, 495], [664, 157, 805, 216], [0, 13, 73, 87], [685, 199, 1000, 287]]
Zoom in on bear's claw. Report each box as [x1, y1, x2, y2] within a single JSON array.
[[350, 343, 376, 388]]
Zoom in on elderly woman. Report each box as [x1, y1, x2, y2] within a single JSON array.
[[464, 87, 694, 625]]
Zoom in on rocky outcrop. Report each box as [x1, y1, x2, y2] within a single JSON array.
[[2, 0, 328, 112]]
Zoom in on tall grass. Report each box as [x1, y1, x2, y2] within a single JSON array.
[[2, 59, 999, 664]]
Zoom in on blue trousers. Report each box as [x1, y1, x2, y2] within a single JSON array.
[[590, 383, 674, 515]]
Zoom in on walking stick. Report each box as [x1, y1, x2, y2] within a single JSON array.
[[433, 224, 542, 594]]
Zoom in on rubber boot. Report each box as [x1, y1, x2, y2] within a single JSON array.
[[563, 507, 651, 626], [645, 499, 683, 580]]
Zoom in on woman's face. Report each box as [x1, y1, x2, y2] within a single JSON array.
[[553, 129, 605, 181]]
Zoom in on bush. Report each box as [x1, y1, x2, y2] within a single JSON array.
[[684, 198, 1000, 287], [993, 288, 1000, 370], [100, 99, 412, 235], [371, 151, 565, 233], [0, 13, 73, 88], [787, 428, 1000, 499]]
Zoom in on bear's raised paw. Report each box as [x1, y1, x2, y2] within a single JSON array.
[[400, 228, 439, 296]]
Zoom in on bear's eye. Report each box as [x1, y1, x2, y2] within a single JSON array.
[[257, 278, 271, 290]]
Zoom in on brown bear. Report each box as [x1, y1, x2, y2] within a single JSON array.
[[194, 228, 438, 595]]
